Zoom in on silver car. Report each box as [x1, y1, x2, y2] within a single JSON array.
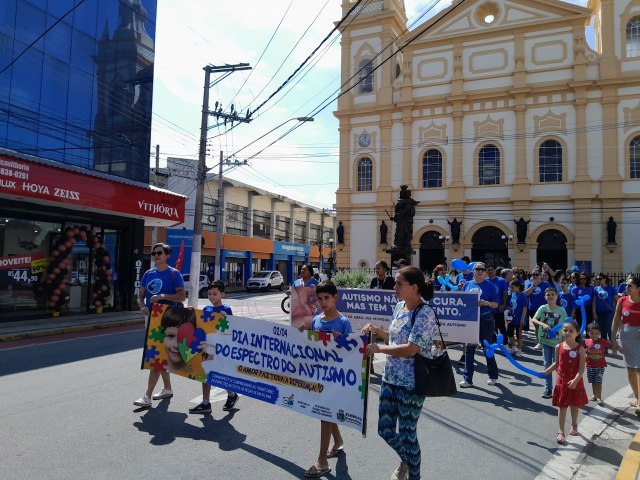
[[246, 271, 284, 292]]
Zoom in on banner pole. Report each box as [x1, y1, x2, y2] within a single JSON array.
[[361, 332, 373, 437]]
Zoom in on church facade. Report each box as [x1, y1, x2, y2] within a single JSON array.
[[334, 0, 640, 274]]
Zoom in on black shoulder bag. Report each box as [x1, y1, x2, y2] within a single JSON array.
[[411, 303, 457, 397]]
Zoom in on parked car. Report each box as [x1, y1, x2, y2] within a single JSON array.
[[182, 273, 209, 298], [246, 271, 284, 292]]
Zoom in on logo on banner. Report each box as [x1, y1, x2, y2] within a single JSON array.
[[282, 394, 295, 407]]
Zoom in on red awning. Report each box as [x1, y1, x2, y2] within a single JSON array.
[[0, 149, 186, 227]]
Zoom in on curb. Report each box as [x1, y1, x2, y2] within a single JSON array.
[[536, 385, 636, 480], [0, 318, 144, 342], [617, 427, 640, 480]]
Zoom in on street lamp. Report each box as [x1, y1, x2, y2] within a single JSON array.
[[501, 234, 514, 267]]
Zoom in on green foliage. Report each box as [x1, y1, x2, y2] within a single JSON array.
[[332, 269, 371, 289]]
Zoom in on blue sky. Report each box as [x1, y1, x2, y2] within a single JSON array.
[[151, 0, 590, 209]]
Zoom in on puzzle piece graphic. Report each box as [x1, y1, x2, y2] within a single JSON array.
[[151, 303, 164, 316], [215, 316, 229, 332], [199, 308, 216, 323], [358, 381, 367, 400], [144, 345, 159, 361], [150, 358, 167, 372], [148, 326, 165, 343], [335, 335, 358, 351], [307, 331, 319, 341], [178, 338, 199, 363], [318, 332, 331, 346]]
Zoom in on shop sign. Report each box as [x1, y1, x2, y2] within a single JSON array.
[[0, 252, 43, 270], [274, 241, 309, 256], [225, 250, 247, 258], [0, 155, 185, 222]]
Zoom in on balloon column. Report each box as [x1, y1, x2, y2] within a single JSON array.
[[91, 233, 112, 313], [44, 226, 111, 316]]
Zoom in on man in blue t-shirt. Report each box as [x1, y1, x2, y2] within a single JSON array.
[[487, 265, 509, 345], [460, 262, 500, 388], [524, 270, 551, 348]]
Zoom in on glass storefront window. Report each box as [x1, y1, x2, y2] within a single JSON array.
[[0, 217, 61, 317]]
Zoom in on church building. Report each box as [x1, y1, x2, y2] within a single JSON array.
[[334, 0, 640, 274]]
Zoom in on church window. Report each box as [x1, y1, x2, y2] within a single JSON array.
[[422, 149, 442, 188], [631, 135, 640, 179], [627, 16, 640, 57], [539, 139, 563, 182], [478, 144, 500, 185], [358, 59, 373, 93], [357, 157, 373, 191]]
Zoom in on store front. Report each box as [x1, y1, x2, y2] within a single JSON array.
[[222, 250, 248, 288], [0, 151, 185, 321], [274, 241, 309, 286]]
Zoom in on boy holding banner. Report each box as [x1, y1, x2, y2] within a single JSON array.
[[189, 281, 239, 414], [299, 281, 352, 478]]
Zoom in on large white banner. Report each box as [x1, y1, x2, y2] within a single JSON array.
[[142, 305, 369, 433]]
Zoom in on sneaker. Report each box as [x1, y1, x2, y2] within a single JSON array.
[[508, 347, 517, 355], [133, 394, 152, 407], [390, 462, 408, 480], [152, 388, 173, 400], [541, 390, 553, 399], [223, 393, 239, 411], [515, 349, 523, 358], [533, 343, 542, 350], [189, 402, 212, 414], [459, 380, 473, 388], [487, 379, 497, 386]]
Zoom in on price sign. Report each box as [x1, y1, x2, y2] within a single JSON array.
[[8, 269, 39, 284]]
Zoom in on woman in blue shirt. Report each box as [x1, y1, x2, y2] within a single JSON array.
[[571, 271, 595, 326], [594, 274, 618, 340]]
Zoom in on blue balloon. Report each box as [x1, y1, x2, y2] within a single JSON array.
[[483, 334, 548, 379], [571, 266, 579, 272], [468, 262, 477, 271], [575, 294, 590, 334], [452, 259, 468, 271], [437, 274, 459, 291], [547, 317, 572, 339]]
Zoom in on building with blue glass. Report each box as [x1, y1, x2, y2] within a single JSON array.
[[0, 0, 186, 321]]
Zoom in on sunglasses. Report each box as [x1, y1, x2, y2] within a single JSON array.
[[152, 251, 164, 256], [474, 268, 486, 271]]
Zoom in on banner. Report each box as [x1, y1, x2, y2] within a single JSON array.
[[142, 304, 369, 433], [167, 229, 193, 274], [291, 288, 480, 344]]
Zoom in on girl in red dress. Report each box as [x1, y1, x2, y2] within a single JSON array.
[[542, 320, 588, 444]]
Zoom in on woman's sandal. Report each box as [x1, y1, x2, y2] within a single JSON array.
[[569, 426, 578, 436], [556, 432, 566, 444], [326, 446, 344, 459], [304, 465, 331, 478]]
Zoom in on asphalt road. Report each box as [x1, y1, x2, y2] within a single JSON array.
[[0, 292, 634, 479]]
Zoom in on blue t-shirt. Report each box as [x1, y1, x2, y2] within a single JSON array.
[[595, 285, 617, 312], [509, 291, 528, 325], [571, 285, 594, 307], [383, 302, 437, 389], [311, 314, 352, 336], [140, 266, 184, 308], [203, 304, 233, 316], [558, 292, 576, 318], [525, 280, 551, 310], [488, 276, 509, 313], [456, 271, 474, 288], [618, 281, 627, 296], [464, 279, 499, 315], [294, 278, 319, 287]]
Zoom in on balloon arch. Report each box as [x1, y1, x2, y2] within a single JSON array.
[[45, 226, 112, 315]]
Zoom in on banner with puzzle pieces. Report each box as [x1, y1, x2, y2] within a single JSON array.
[[142, 304, 370, 433]]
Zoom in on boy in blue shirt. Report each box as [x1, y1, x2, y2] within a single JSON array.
[[507, 280, 528, 357], [525, 270, 551, 348], [189, 281, 238, 414], [299, 281, 352, 478], [558, 276, 576, 319]]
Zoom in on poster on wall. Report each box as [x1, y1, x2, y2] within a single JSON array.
[[290, 287, 480, 344], [142, 304, 370, 433]]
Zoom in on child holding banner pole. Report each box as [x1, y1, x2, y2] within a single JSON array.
[[299, 281, 352, 478]]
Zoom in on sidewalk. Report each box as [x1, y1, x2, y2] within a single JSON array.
[[0, 310, 143, 342], [2, 315, 639, 479]]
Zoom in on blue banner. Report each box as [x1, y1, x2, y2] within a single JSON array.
[[166, 229, 193, 274], [326, 289, 480, 344]]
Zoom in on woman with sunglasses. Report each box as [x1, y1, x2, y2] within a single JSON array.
[[612, 276, 640, 414], [571, 271, 595, 326], [133, 242, 187, 408], [594, 274, 618, 341]]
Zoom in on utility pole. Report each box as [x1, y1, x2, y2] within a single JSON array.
[[319, 209, 325, 271], [214, 151, 224, 283], [188, 63, 251, 306]]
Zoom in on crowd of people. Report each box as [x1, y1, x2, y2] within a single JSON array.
[[133, 245, 639, 479]]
